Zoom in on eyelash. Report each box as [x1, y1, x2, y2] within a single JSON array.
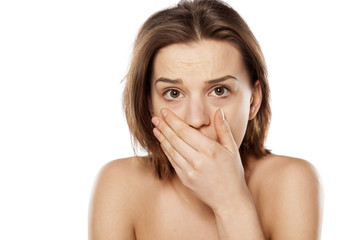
[[209, 86, 231, 97], [162, 85, 231, 100]]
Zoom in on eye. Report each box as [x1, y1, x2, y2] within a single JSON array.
[[209, 86, 230, 97], [164, 89, 183, 100]]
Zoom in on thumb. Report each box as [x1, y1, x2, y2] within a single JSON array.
[[214, 108, 238, 154]]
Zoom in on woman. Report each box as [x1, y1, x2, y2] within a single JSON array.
[[89, 0, 323, 239]]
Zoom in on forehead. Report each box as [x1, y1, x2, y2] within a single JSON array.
[[152, 40, 247, 82]]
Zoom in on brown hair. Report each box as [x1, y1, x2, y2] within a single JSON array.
[[123, 0, 271, 180]]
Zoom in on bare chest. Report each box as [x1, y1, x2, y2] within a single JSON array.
[[134, 184, 219, 240]]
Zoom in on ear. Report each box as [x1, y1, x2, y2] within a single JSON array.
[[249, 80, 262, 120]]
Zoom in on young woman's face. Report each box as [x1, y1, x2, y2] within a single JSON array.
[[150, 40, 259, 148]]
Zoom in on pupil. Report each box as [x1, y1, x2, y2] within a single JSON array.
[[216, 88, 224, 95], [171, 90, 179, 98]]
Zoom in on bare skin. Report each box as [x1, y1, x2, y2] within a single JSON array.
[[90, 154, 322, 239], [89, 40, 323, 239]]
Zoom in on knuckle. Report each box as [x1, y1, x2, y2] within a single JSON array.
[[168, 132, 178, 144], [192, 159, 202, 171], [192, 160, 199, 170], [205, 143, 217, 158], [183, 170, 200, 190], [177, 126, 187, 138], [167, 147, 177, 160], [186, 170, 196, 182], [166, 116, 177, 131]]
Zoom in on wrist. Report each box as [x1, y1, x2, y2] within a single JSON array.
[[213, 188, 255, 218]]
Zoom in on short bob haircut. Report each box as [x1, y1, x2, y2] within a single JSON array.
[[123, 0, 271, 180]]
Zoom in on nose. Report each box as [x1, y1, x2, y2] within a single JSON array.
[[184, 96, 211, 129]]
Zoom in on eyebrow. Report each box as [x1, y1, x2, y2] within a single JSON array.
[[154, 75, 237, 85]]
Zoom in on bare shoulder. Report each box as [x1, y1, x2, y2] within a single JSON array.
[[247, 155, 323, 239], [89, 156, 157, 240], [91, 157, 155, 203], [248, 154, 321, 189], [94, 156, 154, 185]]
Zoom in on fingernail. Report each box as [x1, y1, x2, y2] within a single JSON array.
[[220, 108, 225, 121], [153, 127, 161, 137], [152, 117, 159, 126], [161, 109, 168, 117]]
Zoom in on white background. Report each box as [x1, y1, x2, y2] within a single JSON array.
[[0, 0, 359, 239]]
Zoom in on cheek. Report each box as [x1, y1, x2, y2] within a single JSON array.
[[151, 94, 184, 117], [225, 105, 250, 148], [229, 120, 248, 148]]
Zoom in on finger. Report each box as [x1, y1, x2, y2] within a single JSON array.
[[160, 108, 212, 152], [214, 108, 238, 154], [153, 126, 190, 173], [152, 116, 199, 163], [160, 143, 183, 175]]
